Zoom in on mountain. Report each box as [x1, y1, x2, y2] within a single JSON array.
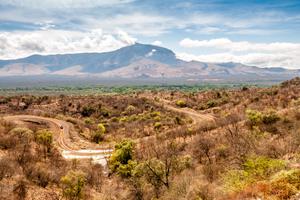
[[0, 43, 299, 81]]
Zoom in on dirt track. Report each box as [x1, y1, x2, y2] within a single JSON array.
[[3, 115, 113, 167], [3, 101, 216, 167]]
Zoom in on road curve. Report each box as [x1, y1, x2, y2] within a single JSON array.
[[3, 115, 113, 167], [156, 98, 216, 130]]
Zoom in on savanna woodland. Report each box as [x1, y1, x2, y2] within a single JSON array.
[[1, 77, 300, 200]]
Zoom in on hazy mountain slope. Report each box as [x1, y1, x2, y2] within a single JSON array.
[[0, 43, 299, 79]]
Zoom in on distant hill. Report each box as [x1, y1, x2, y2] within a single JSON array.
[[0, 43, 299, 81]]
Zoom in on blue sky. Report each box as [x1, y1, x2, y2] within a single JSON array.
[[0, 0, 300, 68]]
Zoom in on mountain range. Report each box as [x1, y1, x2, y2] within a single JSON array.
[[0, 43, 299, 81]]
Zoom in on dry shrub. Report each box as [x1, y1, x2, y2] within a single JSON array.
[[13, 177, 28, 200], [191, 134, 215, 164], [0, 156, 16, 180], [84, 163, 104, 191], [202, 163, 222, 183], [25, 163, 51, 188]]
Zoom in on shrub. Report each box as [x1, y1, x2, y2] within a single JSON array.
[[270, 169, 300, 190], [26, 163, 50, 188], [246, 109, 262, 125], [154, 122, 162, 130], [91, 123, 106, 143], [261, 110, 280, 124], [154, 116, 161, 121], [81, 106, 95, 117], [14, 178, 27, 200], [0, 157, 15, 180], [176, 100, 187, 108], [174, 116, 184, 125], [97, 123, 106, 134], [207, 100, 217, 108], [60, 170, 86, 200], [150, 111, 161, 117], [243, 156, 286, 179], [223, 156, 286, 192], [84, 118, 94, 125], [126, 105, 136, 114], [36, 129, 53, 158], [246, 109, 280, 126], [36, 129, 53, 147], [109, 140, 135, 177]]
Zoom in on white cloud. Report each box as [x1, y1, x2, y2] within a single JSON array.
[[87, 13, 174, 36], [0, 29, 136, 59], [152, 41, 162, 46], [116, 30, 137, 44], [179, 38, 300, 53], [177, 52, 299, 69], [178, 38, 300, 69]]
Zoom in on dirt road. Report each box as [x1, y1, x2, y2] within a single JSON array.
[[156, 98, 216, 130], [3, 115, 113, 167], [3, 100, 216, 167]]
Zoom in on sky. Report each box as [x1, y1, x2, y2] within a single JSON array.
[[0, 0, 300, 69]]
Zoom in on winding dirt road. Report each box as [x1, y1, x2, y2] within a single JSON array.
[[3, 115, 113, 167], [155, 97, 216, 130], [163, 102, 216, 129], [3, 99, 216, 168]]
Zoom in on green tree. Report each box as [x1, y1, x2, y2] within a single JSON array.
[[60, 170, 86, 200]]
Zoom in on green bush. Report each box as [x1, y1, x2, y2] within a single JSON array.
[[109, 140, 135, 177], [261, 110, 280, 124], [243, 156, 286, 178], [176, 100, 187, 108], [60, 170, 86, 200], [154, 122, 162, 130], [246, 109, 262, 125], [97, 123, 106, 134], [150, 111, 161, 117], [36, 129, 53, 158], [246, 109, 280, 125], [84, 118, 94, 125], [223, 156, 286, 192], [91, 123, 106, 143]]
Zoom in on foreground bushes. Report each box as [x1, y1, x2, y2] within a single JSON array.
[[223, 156, 286, 192], [246, 109, 280, 126]]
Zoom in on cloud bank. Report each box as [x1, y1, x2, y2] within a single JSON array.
[[0, 29, 136, 59], [178, 38, 300, 69]]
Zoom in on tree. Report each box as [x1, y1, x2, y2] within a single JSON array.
[[192, 136, 215, 164], [60, 170, 86, 200], [36, 129, 53, 159], [136, 140, 190, 198]]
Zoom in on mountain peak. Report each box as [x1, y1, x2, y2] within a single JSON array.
[[113, 43, 177, 66]]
